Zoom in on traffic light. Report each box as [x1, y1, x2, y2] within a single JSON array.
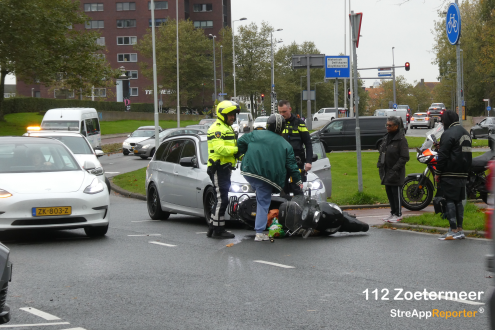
[[405, 62, 410, 71], [261, 94, 265, 101], [347, 88, 351, 100]]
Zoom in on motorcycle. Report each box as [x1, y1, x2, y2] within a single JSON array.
[[228, 189, 369, 238], [400, 125, 494, 211]]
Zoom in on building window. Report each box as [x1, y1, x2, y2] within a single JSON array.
[[117, 36, 137, 45], [84, 3, 103, 11], [130, 87, 139, 96], [117, 53, 137, 62], [117, 19, 136, 28], [94, 88, 106, 97], [54, 89, 75, 99], [149, 19, 167, 27], [149, 1, 168, 10], [96, 37, 105, 46], [125, 70, 138, 79], [193, 4, 212, 12], [193, 21, 213, 28], [85, 20, 104, 29], [116, 2, 136, 11]]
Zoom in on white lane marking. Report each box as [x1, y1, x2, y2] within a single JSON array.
[[20, 307, 60, 320], [149, 241, 176, 247], [357, 214, 422, 219], [131, 220, 155, 223], [60, 328, 87, 330], [196, 232, 207, 234], [0, 322, 70, 328], [128, 234, 161, 237], [105, 171, 119, 174], [423, 292, 485, 306], [253, 260, 295, 269]]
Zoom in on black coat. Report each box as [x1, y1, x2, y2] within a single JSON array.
[[436, 122, 472, 179], [377, 129, 410, 186]]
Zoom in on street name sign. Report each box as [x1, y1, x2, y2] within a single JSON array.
[[378, 72, 392, 77], [325, 55, 350, 79]]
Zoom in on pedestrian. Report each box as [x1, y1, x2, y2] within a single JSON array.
[[206, 100, 241, 239], [277, 100, 313, 195], [377, 116, 410, 223], [237, 114, 302, 241], [435, 110, 472, 240]]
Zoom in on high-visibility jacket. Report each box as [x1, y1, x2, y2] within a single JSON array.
[[281, 114, 313, 163], [207, 119, 238, 166]]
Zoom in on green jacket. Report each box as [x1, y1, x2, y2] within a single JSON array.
[[237, 130, 302, 192], [207, 119, 238, 166]]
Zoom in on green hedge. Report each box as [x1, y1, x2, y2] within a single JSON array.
[[2, 97, 154, 114]]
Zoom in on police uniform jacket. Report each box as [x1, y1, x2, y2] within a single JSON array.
[[281, 114, 313, 163], [207, 119, 238, 166]]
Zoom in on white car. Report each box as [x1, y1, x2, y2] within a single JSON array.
[[253, 116, 269, 130], [0, 137, 109, 237], [145, 133, 328, 224], [123, 126, 162, 155], [23, 131, 111, 193]]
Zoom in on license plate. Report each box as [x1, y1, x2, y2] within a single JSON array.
[[256, 127, 263, 130], [32, 207, 72, 217], [416, 119, 424, 121]]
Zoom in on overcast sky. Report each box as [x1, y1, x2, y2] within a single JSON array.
[[232, 0, 449, 87], [5, 0, 448, 86]]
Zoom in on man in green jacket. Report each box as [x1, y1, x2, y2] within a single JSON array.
[[237, 114, 302, 241]]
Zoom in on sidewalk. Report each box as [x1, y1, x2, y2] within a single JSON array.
[[101, 133, 130, 145]]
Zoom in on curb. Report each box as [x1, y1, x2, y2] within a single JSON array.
[[340, 199, 483, 211], [110, 180, 146, 201], [380, 222, 487, 238]]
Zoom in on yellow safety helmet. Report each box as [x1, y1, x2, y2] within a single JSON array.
[[216, 100, 241, 122]]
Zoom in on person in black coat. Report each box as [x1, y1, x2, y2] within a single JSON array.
[[377, 116, 410, 222]]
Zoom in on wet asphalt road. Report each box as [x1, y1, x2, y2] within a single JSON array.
[[2, 194, 491, 329]]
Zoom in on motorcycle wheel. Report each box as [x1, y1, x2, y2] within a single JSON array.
[[401, 177, 434, 211]]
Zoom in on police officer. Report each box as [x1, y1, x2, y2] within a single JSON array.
[[206, 100, 240, 239], [277, 100, 313, 194]]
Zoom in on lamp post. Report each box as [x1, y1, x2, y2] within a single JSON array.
[[460, 48, 464, 116], [119, 66, 130, 108], [392, 47, 396, 106], [232, 17, 247, 101], [271, 28, 283, 113], [300, 75, 306, 116], [220, 45, 224, 96], [209, 34, 217, 104]]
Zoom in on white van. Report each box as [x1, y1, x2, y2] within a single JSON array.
[[41, 108, 101, 149], [313, 108, 344, 122], [373, 108, 408, 132]]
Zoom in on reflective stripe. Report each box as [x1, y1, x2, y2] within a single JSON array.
[[462, 147, 472, 152]]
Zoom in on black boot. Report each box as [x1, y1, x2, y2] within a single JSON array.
[[211, 228, 235, 239], [206, 223, 214, 238]]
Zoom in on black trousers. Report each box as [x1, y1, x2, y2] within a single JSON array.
[[283, 159, 306, 196], [385, 185, 402, 216], [207, 166, 231, 229]]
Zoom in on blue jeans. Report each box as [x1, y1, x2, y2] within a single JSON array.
[[244, 176, 272, 233]]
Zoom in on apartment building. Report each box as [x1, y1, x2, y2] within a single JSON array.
[[16, 0, 231, 104]]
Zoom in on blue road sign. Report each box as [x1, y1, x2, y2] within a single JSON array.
[[393, 103, 397, 109], [325, 56, 350, 79], [446, 3, 461, 45], [488, 106, 492, 111], [378, 72, 392, 77], [219, 93, 227, 95]]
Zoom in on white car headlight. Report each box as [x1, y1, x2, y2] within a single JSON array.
[[307, 179, 324, 190], [84, 178, 105, 194], [123, 142, 130, 146], [0, 189, 12, 198], [142, 144, 151, 149], [89, 167, 104, 176], [229, 182, 254, 193]]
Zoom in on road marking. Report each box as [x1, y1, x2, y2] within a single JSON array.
[[149, 241, 176, 247], [105, 171, 120, 174], [357, 214, 422, 219], [423, 292, 485, 306], [0, 322, 70, 328], [20, 307, 60, 320], [131, 220, 155, 223], [60, 328, 87, 330], [253, 260, 295, 269], [196, 232, 207, 234], [128, 234, 161, 237]]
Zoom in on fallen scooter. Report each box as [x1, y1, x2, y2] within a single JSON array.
[[228, 189, 369, 238]]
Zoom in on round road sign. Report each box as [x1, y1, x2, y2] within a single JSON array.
[[446, 3, 461, 45], [488, 106, 492, 111]]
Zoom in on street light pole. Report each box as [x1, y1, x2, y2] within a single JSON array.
[[176, 0, 180, 127], [209, 34, 217, 105], [151, 0, 160, 150], [232, 18, 247, 101], [220, 45, 224, 96], [271, 28, 282, 114], [300, 75, 306, 117], [392, 47, 396, 106]]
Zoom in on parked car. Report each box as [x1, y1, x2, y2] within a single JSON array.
[[133, 128, 206, 159], [253, 116, 269, 130], [23, 131, 111, 193], [232, 113, 254, 133], [0, 137, 110, 237], [198, 118, 216, 129], [428, 103, 446, 122], [313, 108, 343, 122], [145, 133, 330, 222], [471, 117, 495, 139], [312, 116, 389, 152], [122, 126, 162, 155], [409, 112, 434, 129], [186, 124, 210, 131]]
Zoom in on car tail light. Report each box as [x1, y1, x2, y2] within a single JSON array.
[[440, 111, 444, 115], [411, 117, 415, 121], [407, 113, 410, 117], [485, 161, 495, 238], [427, 111, 430, 115], [425, 117, 429, 120]]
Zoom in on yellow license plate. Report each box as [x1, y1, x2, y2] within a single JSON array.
[[256, 127, 264, 130], [32, 207, 72, 217]]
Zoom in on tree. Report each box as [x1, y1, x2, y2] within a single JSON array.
[[135, 19, 213, 108], [0, 0, 118, 120]]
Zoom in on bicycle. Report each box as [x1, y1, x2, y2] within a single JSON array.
[[447, 13, 457, 34]]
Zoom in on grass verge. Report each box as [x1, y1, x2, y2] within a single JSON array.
[[112, 167, 147, 196], [400, 202, 486, 231], [0, 113, 45, 136], [102, 143, 123, 154], [406, 136, 488, 148]]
